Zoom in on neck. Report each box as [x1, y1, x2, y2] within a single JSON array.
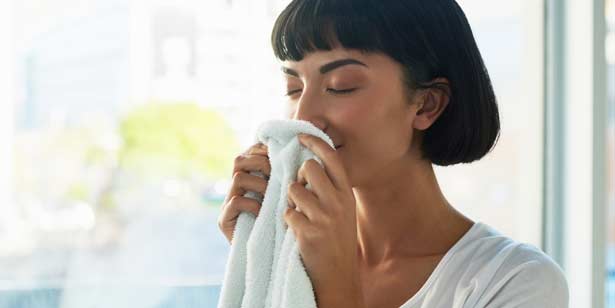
[[353, 155, 471, 268]]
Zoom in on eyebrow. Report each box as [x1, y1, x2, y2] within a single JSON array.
[[281, 58, 368, 77]]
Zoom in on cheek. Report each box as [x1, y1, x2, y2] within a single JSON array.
[[334, 90, 389, 127], [334, 100, 403, 158], [336, 94, 411, 161], [332, 98, 379, 153], [342, 91, 406, 141], [335, 100, 371, 125]]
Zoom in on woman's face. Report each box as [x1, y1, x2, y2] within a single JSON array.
[[282, 47, 426, 187]]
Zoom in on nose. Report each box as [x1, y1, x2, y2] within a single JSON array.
[[290, 88, 327, 132]]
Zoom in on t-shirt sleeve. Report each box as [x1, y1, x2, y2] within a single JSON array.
[[478, 245, 569, 308]]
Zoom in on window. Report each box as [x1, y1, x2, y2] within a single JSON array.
[[605, 0, 614, 305], [436, 0, 545, 246], [6, 0, 605, 307], [1, 0, 286, 306]]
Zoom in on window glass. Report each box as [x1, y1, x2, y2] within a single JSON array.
[[0, 0, 549, 306]]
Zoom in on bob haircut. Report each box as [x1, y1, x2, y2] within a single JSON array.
[[271, 0, 500, 166]]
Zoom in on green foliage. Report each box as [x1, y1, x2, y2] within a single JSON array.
[[65, 182, 89, 202], [119, 102, 240, 179]]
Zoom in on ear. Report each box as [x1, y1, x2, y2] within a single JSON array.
[[412, 77, 450, 131]]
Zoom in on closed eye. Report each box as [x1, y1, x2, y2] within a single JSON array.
[[285, 88, 358, 97], [285, 89, 302, 96], [327, 88, 357, 94]]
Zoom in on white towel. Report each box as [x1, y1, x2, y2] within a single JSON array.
[[217, 119, 335, 308]]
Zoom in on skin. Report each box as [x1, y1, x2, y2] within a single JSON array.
[[217, 44, 476, 308], [281, 46, 475, 308]]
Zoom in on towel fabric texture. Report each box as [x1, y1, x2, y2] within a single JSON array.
[[217, 119, 336, 308]]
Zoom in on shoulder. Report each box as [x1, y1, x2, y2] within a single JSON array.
[[482, 243, 569, 307], [499, 242, 568, 291], [446, 222, 569, 307]]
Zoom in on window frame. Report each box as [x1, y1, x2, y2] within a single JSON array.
[[543, 0, 609, 306]]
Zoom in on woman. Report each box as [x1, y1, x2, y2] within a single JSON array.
[[218, 0, 569, 307]]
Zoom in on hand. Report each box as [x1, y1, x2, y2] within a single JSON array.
[[285, 133, 363, 306], [218, 142, 271, 244]]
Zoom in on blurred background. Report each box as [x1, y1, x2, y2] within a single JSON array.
[[0, 0, 612, 307]]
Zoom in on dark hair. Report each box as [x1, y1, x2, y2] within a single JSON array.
[[271, 0, 500, 166]]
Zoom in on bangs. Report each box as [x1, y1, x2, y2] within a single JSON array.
[[271, 0, 385, 61]]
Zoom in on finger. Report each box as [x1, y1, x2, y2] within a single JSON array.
[[296, 159, 336, 206], [256, 142, 268, 150], [228, 171, 268, 200], [298, 134, 349, 191], [244, 143, 269, 156], [222, 196, 261, 221], [233, 154, 271, 179], [287, 181, 325, 221], [283, 205, 310, 236]]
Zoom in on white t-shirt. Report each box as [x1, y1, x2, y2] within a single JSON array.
[[399, 222, 569, 308]]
